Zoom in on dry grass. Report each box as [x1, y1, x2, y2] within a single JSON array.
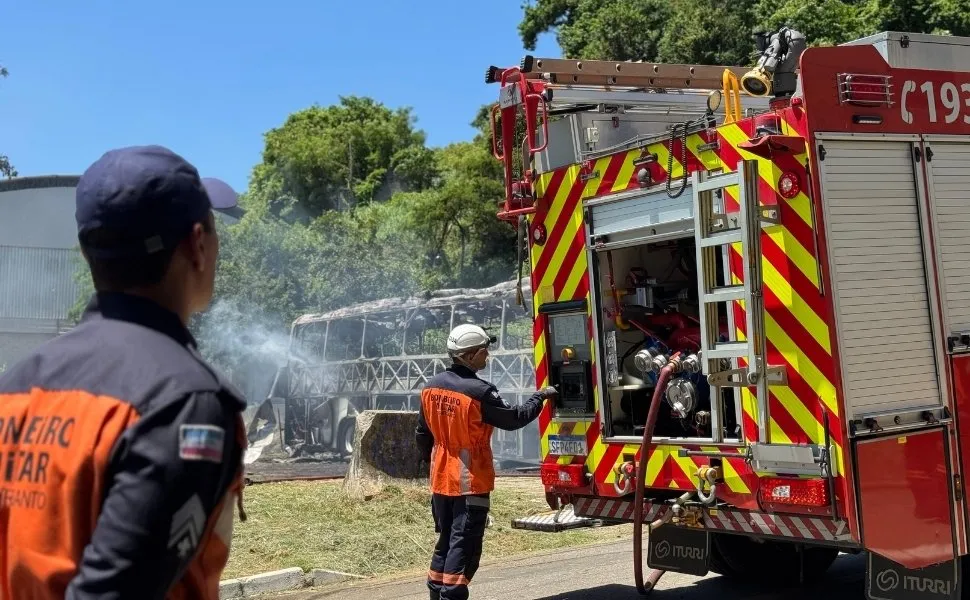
[[224, 478, 632, 580]]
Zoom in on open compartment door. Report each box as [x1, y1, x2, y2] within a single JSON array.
[[855, 428, 956, 569]]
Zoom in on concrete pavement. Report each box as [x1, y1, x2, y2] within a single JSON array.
[[268, 540, 867, 600]]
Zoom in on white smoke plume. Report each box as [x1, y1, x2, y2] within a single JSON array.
[[193, 297, 306, 406]]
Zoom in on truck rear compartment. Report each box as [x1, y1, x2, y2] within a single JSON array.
[[591, 236, 741, 443]]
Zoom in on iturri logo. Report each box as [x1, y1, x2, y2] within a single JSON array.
[[654, 540, 671, 560], [876, 569, 900, 592]]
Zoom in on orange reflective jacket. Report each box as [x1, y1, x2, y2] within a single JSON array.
[[421, 385, 495, 496], [416, 365, 546, 496]]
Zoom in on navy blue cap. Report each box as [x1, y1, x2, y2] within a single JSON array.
[[75, 145, 238, 258]]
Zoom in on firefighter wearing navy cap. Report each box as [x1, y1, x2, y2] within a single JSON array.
[[416, 324, 557, 600], [0, 145, 246, 599]]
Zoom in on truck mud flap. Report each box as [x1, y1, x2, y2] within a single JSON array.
[[646, 524, 710, 576], [866, 552, 961, 600], [511, 505, 603, 532]]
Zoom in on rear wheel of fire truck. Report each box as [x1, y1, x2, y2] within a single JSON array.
[[708, 533, 839, 585], [337, 417, 356, 458]]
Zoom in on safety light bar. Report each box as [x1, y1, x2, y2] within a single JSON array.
[[540, 463, 587, 489], [759, 476, 829, 508]]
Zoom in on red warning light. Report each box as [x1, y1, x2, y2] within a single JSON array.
[[532, 223, 547, 245], [778, 172, 800, 199]]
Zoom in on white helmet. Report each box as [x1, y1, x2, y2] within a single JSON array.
[[446, 324, 495, 356]]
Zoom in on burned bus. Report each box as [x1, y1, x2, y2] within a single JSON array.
[[265, 279, 539, 466]]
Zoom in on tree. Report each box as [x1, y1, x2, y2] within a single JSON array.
[[518, 0, 759, 64], [655, 0, 760, 66], [0, 64, 17, 179], [390, 141, 517, 290], [519, 0, 677, 63], [518, 0, 970, 65], [254, 96, 435, 219]]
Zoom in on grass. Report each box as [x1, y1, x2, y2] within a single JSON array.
[[224, 478, 633, 580]]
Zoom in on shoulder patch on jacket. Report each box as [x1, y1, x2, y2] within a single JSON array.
[[179, 425, 224, 463]]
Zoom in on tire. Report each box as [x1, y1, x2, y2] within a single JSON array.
[[337, 418, 356, 458], [710, 533, 839, 585], [707, 540, 739, 578]]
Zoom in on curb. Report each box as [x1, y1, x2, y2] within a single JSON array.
[[220, 567, 365, 599], [309, 568, 365, 587]]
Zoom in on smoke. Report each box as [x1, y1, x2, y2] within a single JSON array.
[[193, 297, 306, 405]]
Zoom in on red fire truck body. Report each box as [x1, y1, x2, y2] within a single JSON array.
[[489, 30, 970, 598]]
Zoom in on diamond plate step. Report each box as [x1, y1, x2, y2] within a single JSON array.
[[511, 506, 603, 532]]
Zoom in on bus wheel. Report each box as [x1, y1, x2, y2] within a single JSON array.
[[337, 418, 356, 458], [709, 533, 839, 585]]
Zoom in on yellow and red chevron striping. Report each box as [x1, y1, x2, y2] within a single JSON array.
[[529, 163, 597, 465], [527, 105, 845, 506]]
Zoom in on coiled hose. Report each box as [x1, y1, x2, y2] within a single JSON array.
[[632, 363, 676, 594]]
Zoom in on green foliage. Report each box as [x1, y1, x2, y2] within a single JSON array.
[[204, 138, 516, 333], [67, 248, 94, 324], [519, 0, 755, 64], [656, 0, 760, 66], [256, 96, 432, 218], [391, 141, 516, 290], [518, 0, 970, 64]]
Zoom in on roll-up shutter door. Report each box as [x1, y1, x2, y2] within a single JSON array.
[[926, 140, 970, 334], [817, 138, 942, 421]]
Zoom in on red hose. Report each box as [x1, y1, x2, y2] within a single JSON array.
[[632, 363, 676, 594]]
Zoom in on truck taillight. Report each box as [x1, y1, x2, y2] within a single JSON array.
[[540, 463, 587, 488], [759, 477, 829, 507]]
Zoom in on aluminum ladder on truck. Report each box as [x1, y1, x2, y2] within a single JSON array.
[[688, 160, 831, 477], [691, 160, 785, 446]]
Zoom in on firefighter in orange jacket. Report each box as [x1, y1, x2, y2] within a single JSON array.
[[0, 145, 245, 599], [415, 324, 557, 600]]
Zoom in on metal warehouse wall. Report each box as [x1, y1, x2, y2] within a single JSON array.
[[0, 176, 82, 369], [0, 176, 80, 248], [0, 246, 81, 319]]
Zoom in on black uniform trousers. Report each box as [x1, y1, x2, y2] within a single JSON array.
[[427, 492, 490, 600]]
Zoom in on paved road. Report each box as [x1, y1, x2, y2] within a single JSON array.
[[272, 540, 867, 600]]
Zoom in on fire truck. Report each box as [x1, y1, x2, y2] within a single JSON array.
[[489, 28, 970, 599]]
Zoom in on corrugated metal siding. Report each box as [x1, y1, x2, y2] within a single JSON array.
[[818, 138, 942, 420], [0, 246, 82, 320], [927, 140, 970, 333]]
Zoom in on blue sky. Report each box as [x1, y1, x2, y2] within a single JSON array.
[[0, 1, 560, 194]]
